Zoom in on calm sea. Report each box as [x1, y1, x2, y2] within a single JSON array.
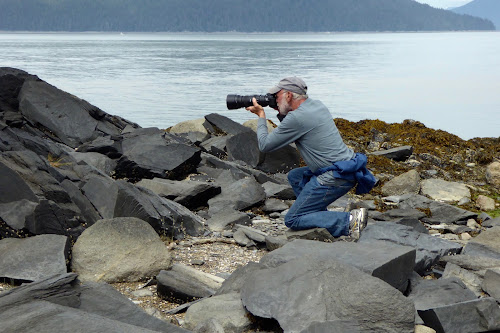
[[1, 32, 499, 140]]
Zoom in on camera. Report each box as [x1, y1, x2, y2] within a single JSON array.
[[226, 94, 278, 110]]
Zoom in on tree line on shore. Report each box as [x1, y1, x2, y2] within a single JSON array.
[[0, 0, 495, 32]]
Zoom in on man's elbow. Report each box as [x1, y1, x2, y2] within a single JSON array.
[[259, 143, 273, 153]]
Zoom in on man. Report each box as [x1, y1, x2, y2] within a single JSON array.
[[246, 77, 375, 239]]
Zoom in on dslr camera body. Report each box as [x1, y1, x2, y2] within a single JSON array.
[[226, 94, 278, 110]]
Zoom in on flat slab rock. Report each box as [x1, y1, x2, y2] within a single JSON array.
[[241, 255, 415, 333], [259, 239, 416, 293], [0, 234, 69, 282]]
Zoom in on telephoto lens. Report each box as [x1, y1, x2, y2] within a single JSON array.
[[226, 94, 277, 110]]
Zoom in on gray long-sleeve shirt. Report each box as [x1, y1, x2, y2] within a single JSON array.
[[257, 98, 354, 184]]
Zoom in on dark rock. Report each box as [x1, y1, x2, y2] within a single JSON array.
[[76, 135, 122, 158], [369, 145, 413, 161], [0, 234, 69, 282], [225, 130, 300, 173], [262, 181, 295, 200], [200, 135, 229, 159], [257, 144, 301, 174], [115, 128, 201, 180], [407, 277, 477, 324], [183, 293, 252, 332], [0, 160, 39, 204], [262, 198, 289, 213], [205, 209, 251, 232], [226, 130, 261, 167], [156, 266, 220, 302], [285, 228, 335, 242], [418, 298, 500, 333], [442, 262, 483, 296], [18, 80, 100, 147], [0, 273, 188, 333], [113, 180, 205, 238], [0, 67, 39, 113], [81, 174, 119, 219], [60, 179, 101, 226], [78, 281, 189, 332], [482, 268, 500, 301], [359, 222, 462, 275], [265, 235, 288, 251], [208, 176, 266, 215], [439, 254, 500, 272], [300, 320, 361, 333], [204, 113, 252, 136], [483, 217, 500, 228], [215, 262, 264, 296], [374, 208, 427, 221], [0, 300, 176, 333], [0, 273, 80, 308], [201, 152, 277, 185], [240, 255, 415, 333], [462, 226, 500, 260], [260, 239, 415, 292], [233, 229, 256, 247], [397, 194, 476, 225], [136, 178, 221, 210], [0, 199, 38, 230], [234, 225, 268, 244], [26, 199, 83, 236], [68, 151, 116, 176], [395, 217, 429, 234]]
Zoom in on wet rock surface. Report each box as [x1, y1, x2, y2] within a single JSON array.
[[1, 67, 500, 332]]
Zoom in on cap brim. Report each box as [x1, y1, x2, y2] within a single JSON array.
[[267, 86, 281, 94]]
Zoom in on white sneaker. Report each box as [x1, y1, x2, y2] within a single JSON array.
[[349, 208, 368, 240]]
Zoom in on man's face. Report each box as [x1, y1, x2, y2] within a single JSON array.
[[276, 90, 290, 115]]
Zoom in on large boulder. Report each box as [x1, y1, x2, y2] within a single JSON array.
[[240, 256, 415, 333], [71, 217, 172, 283]]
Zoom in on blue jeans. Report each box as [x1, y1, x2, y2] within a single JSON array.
[[285, 167, 354, 237]]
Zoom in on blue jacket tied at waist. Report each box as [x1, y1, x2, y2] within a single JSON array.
[[299, 153, 376, 194]]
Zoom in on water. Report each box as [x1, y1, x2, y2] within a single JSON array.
[[1, 31, 499, 140]]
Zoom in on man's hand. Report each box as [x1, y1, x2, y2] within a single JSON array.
[[246, 97, 266, 118]]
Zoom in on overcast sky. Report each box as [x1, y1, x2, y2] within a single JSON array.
[[414, 0, 473, 9]]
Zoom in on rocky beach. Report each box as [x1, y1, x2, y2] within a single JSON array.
[[0, 67, 499, 333]]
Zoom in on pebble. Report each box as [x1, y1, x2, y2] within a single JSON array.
[[467, 219, 481, 229], [131, 289, 154, 298], [460, 233, 472, 241]]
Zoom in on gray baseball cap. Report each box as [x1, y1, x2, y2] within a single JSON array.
[[268, 77, 308, 95]]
